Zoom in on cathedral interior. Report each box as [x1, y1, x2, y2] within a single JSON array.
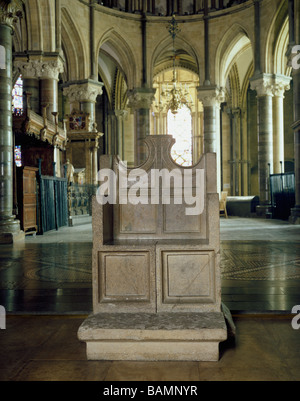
[[0, 0, 300, 382]]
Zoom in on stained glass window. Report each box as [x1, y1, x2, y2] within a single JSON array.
[[12, 75, 23, 116], [167, 104, 192, 166], [14, 145, 22, 167]]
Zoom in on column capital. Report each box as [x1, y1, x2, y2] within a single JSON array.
[[197, 85, 225, 107], [127, 87, 156, 110], [0, 0, 23, 30], [272, 75, 292, 97], [63, 79, 104, 103], [115, 109, 129, 120], [14, 59, 37, 78], [14, 56, 64, 80], [250, 73, 292, 97], [250, 73, 274, 97]]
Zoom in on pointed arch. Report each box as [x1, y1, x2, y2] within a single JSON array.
[[114, 69, 128, 110], [240, 62, 254, 111], [151, 35, 200, 86], [215, 23, 253, 88], [274, 17, 291, 77], [228, 63, 241, 109], [12, 20, 22, 53], [97, 28, 137, 90], [265, 0, 290, 75], [61, 7, 87, 81]]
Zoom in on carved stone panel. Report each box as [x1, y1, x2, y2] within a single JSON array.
[[94, 249, 156, 313], [118, 203, 158, 235], [163, 202, 204, 234], [157, 249, 216, 312], [99, 251, 150, 301]]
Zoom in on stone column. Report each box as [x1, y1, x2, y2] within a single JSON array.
[[15, 57, 64, 122], [14, 60, 40, 114], [272, 76, 291, 174], [127, 87, 156, 166], [85, 139, 92, 185], [290, 0, 300, 224], [63, 79, 103, 129], [240, 108, 249, 196], [226, 107, 241, 196], [63, 80, 103, 185], [92, 138, 99, 185], [0, 0, 24, 243], [115, 109, 128, 160], [197, 85, 224, 193], [197, 86, 224, 153], [250, 74, 274, 216], [38, 58, 64, 122]]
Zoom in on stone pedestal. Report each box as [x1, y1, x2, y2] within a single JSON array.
[[78, 135, 228, 361], [78, 312, 227, 362]]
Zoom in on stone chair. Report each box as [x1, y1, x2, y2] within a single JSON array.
[[78, 135, 227, 361]]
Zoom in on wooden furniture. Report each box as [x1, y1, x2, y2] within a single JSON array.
[[219, 191, 228, 218], [17, 166, 39, 234]]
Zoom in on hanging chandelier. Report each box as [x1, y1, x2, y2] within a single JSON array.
[[160, 14, 193, 115]]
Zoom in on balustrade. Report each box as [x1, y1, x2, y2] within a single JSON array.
[[97, 0, 248, 15]]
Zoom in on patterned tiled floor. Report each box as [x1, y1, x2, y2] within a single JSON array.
[[0, 218, 299, 314], [221, 241, 300, 281]]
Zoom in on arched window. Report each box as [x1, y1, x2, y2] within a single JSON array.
[[167, 104, 192, 166], [12, 75, 23, 116]]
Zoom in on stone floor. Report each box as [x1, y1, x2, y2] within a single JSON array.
[[0, 217, 300, 382], [0, 217, 299, 314], [1, 314, 299, 381]]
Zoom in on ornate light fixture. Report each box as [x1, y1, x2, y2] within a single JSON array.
[[160, 14, 193, 115]]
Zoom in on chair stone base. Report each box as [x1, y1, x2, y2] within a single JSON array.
[[78, 312, 227, 362]]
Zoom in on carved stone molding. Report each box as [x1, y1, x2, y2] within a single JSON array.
[[63, 80, 104, 103], [127, 87, 156, 110], [250, 73, 274, 97], [250, 73, 292, 98], [115, 109, 129, 120], [272, 75, 291, 97], [14, 60, 37, 78], [197, 85, 225, 107], [37, 59, 64, 80], [13, 108, 67, 151], [0, 0, 23, 29], [14, 58, 64, 80]]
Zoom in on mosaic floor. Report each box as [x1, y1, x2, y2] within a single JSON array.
[[0, 218, 299, 314], [221, 241, 300, 281]]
